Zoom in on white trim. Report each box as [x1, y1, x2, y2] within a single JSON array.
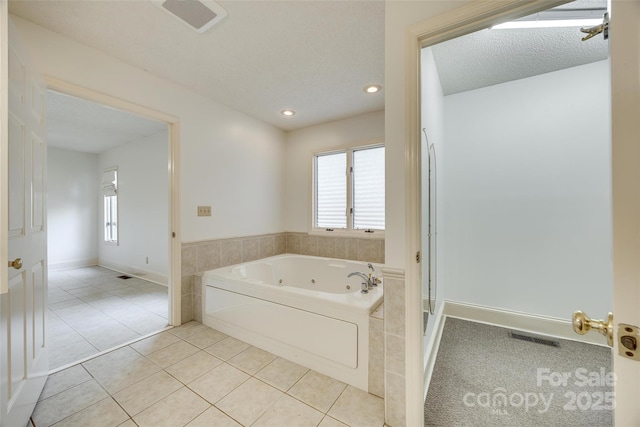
[[412, 1, 572, 48], [48, 258, 99, 271], [97, 262, 168, 287], [169, 120, 181, 325], [44, 77, 182, 325], [422, 300, 610, 401], [45, 77, 179, 124], [181, 232, 285, 246], [311, 142, 386, 234], [0, 0, 8, 295], [404, 1, 574, 425], [380, 266, 404, 281], [308, 229, 385, 239], [610, 1, 640, 422], [443, 301, 610, 347]]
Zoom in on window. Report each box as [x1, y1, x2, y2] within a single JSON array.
[[314, 145, 385, 233], [102, 168, 118, 244]]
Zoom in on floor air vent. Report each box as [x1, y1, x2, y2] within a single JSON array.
[[509, 331, 560, 347], [117, 275, 132, 280]]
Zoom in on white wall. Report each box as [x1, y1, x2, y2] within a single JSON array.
[[284, 111, 385, 232], [443, 60, 612, 319], [420, 47, 446, 341], [47, 147, 99, 270], [99, 131, 169, 283], [12, 16, 286, 244]]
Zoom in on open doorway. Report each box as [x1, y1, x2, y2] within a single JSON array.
[[46, 90, 172, 370], [421, 0, 613, 424]]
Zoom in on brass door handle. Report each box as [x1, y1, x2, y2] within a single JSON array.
[[8, 258, 22, 270], [572, 310, 613, 347]]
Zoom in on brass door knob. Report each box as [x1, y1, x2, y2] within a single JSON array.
[[8, 258, 23, 270], [572, 310, 614, 347]]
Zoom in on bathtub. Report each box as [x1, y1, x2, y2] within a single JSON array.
[[202, 254, 384, 391]]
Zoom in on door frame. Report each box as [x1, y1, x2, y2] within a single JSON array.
[[403, 1, 581, 425], [44, 77, 182, 326], [1, 0, 8, 296]]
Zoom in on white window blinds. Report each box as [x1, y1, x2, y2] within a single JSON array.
[[104, 195, 118, 243], [316, 152, 347, 228], [314, 145, 385, 232], [102, 169, 118, 196], [353, 146, 385, 230]]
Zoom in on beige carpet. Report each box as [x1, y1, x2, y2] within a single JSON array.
[[424, 317, 613, 426]]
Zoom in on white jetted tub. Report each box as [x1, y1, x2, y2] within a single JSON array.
[[202, 254, 384, 390]]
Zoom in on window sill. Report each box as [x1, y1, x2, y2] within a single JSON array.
[[308, 229, 385, 239]]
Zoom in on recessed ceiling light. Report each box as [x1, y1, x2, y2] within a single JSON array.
[[281, 109, 296, 117], [364, 84, 382, 94]]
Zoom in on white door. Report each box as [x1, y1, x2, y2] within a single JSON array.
[[610, 0, 640, 424], [0, 13, 48, 427]]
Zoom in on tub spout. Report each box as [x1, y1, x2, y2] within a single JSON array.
[[348, 271, 369, 282], [348, 271, 370, 293]]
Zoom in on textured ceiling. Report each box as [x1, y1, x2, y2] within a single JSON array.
[[47, 90, 166, 154], [9, 0, 385, 131], [431, 0, 608, 95], [12, 0, 607, 138]]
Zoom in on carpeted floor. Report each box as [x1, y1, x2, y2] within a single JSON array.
[[424, 317, 613, 426]]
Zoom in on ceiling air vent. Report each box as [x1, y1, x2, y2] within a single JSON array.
[[151, 0, 227, 33]]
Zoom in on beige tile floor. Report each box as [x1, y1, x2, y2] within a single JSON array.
[[48, 267, 169, 370], [32, 321, 385, 427]]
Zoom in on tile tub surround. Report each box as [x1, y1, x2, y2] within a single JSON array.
[[381, 268, 406, 427], [181, 232, 385, 323], [369, 303, 384, 398], [285, 232, 385, 264], [181, 233, 287, 323], [31, 322, 385, 427]]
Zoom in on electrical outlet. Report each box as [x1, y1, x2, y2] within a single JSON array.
[[197, 206, 212, 216]]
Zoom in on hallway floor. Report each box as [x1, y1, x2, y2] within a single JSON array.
[[31, 321, 385, 427], [48, 266, 169, 370]]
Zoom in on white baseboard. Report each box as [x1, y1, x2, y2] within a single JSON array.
[[443, 300, 609, 347], [98, 261, 168, 286], [48, 258, 99, 271], [423, 300, 610, 400]]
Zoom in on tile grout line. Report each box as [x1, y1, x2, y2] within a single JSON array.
[[37, 322, 383, 427], [141, 333, 327, 426], [47, 266, 170, 370]]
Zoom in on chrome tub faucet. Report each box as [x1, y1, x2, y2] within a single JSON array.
[[348, 271, 372, 293]]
